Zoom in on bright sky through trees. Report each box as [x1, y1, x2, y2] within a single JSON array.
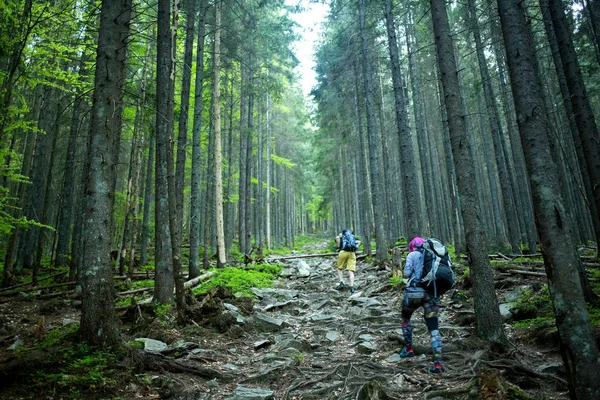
[[287, 0, 329, 98]]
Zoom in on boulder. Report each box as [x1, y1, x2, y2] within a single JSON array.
[[296, 260, 311, 277], [135, 338, 168, 352], [231, 385, 274, 400]]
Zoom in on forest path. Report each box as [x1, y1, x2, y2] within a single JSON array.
[[196, 241, 567, 399], [0, 241, 568, 399]]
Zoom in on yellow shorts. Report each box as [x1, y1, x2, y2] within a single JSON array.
[[337, 250, 357, 272]]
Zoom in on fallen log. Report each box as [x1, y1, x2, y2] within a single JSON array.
[[183, 271, 215, 289], [507, 269, 546, 277], [5, 281, 76, 295], [118, 287, 153, 296], [0, 272, 66, 293]]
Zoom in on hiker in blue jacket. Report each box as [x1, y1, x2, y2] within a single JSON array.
[[399, 237, 444, 374]]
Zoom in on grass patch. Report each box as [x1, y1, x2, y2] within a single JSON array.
[[193, 267, 278, 297]]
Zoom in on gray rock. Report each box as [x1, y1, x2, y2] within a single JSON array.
[[221, 363, 239, 370], [231, 385, 274, 400], [262, 300, 297, 312], [254, 313, 286, 331], [357, 341, 377, 354], [225, 309, 245, 324], [310, 314, 335, 322], [62, 318, 77, 326], [136, 338, 168, 352], [538, 362, 565, 375], [359, 334, 374, 342], [252, 288, 299, 300], [310, 299, 331, 310], [167, 340, 198, 351], [296, 260, 311, 277], [499, 303, 513, 320], [386, 353, 401, 363], [278, 347, 301, 357], [279, 268, 294, 277], [276, 338, 313, 352], [223, 303, 240, 313], [8, 338, 24, 350], [503, 286, 532, 303], [254, 339, 272, 350], [326, 331, 341, 342]]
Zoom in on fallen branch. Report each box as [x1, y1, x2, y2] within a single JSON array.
[[117, 287, 153, 296], [183, 271, 215, 289], [0, 272, 66, 293], [507, 269, 546, 277], [5, 281, 76, 295]]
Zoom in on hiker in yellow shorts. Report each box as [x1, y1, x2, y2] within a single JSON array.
[[335, 229, 361, 293]]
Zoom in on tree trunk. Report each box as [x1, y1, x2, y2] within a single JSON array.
[[497, 0, 600, 395], [359, 0, 387, 262], [175, 0, 196, 271], [213, 0, 226, 267], [548, 0, 600, 250], [467, 0, 521, 253], [430, 0, 507, 346], [384, 0, 421, 240], [79, 0, 131, 348], [140, 133, 155, 267], [154, 0, 175, 304], [189, 0, 208, 278]]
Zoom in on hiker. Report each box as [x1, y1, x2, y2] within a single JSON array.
[[335, 229, 361, 293], [399, 236, 444, 374]]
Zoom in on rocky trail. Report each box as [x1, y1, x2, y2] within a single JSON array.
[[0, 241, 571, 399]]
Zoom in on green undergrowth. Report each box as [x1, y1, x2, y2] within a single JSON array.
[[293, 234, 326, 252], [193, 264, 283, 297], [15, 324, 121, 399], [265, 246, 292, 256]]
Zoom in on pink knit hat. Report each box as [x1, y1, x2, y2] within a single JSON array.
[[409, 237, 425, 252]]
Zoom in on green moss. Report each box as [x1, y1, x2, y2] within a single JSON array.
[[19, 324, 120, 398], [265, 246, 292, 256], [126, 340, 144, 350], [132, 279, 154, 288], [588, 306, 600, 327], [192, 267, 277, 297], [253, 263, 284, 275]]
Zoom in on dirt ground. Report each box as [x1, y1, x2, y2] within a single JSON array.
[[0, 242, 572, 399]]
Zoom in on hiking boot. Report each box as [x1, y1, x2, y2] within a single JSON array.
[[335, 282, 345, 290], [399, 347, 414, 358], [349, 286, 356, 294], [429, 361, 443, 374]]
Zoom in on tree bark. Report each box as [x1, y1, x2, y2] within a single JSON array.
[[430, 0, 507, 347], [154, 0, 175, 304], [213, 0, 226, 267], [359, 0, 387, 262], [497, 0, 600, 396], [189, 0, 208, 278], [548, 0, 600, 247], [384, 0, 421, 241], [79, 0, 132, 348]]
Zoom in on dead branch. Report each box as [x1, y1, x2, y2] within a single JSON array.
[[0, 272, 66, 293], [183, 271, 215, 289], [117, 287, 153, 296], [507, 269, 546, 277]]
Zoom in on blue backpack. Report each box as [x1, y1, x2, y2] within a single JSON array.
[[340, 230, 358, 252]]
